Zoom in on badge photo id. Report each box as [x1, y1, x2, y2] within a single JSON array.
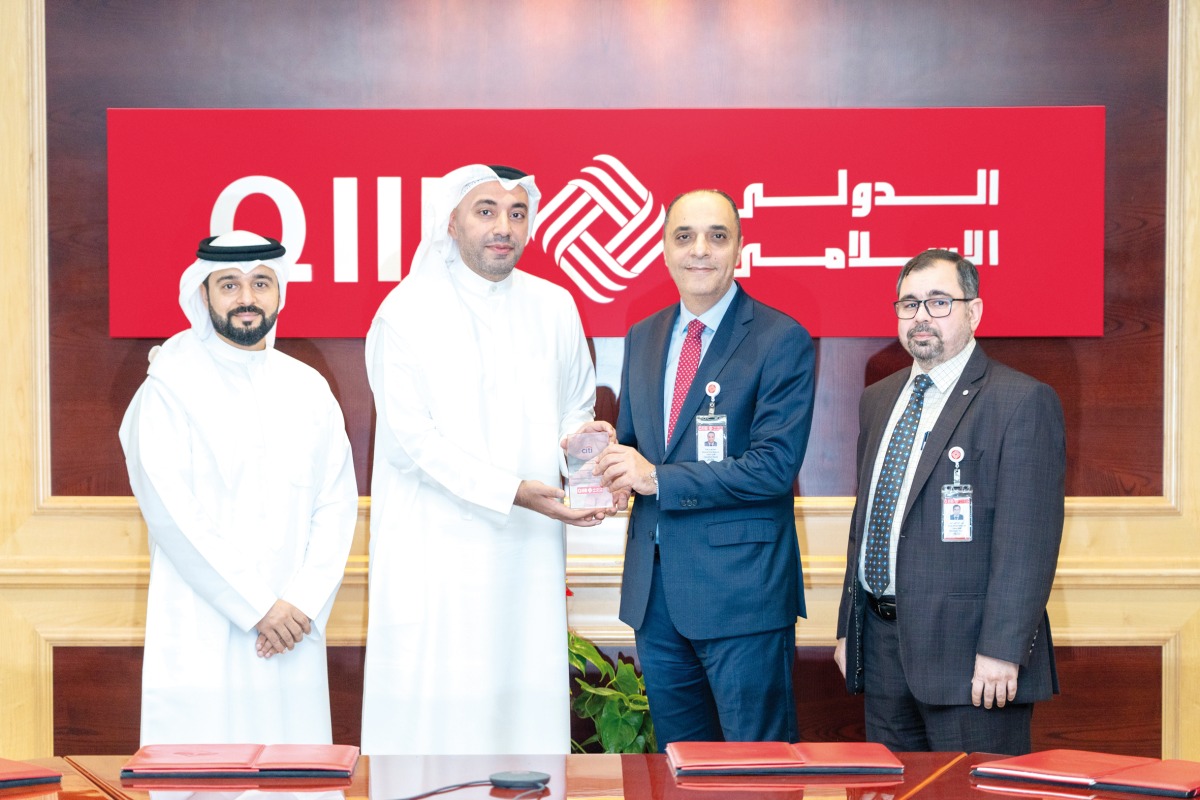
[[941, 445, 972, 541], [696, 416, 727, 463], [696, 381, 726, 463]]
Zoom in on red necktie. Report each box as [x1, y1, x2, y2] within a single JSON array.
[[668, 319, 705, 440]]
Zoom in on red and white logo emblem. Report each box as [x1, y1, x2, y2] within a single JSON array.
[[536, 155, 664, 304]]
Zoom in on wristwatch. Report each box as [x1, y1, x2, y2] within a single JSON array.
[[649, 467, 658, 494]]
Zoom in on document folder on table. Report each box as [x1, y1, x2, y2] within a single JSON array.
[[971, 749, 1200, 798], [120, 744, 359, 780], [0, 759, 61, 790], [666, 741, 904, 776]]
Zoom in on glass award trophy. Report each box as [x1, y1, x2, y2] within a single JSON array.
[[565, 432, 613, 509]]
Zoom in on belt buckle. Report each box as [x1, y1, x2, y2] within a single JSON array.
[[871, 594, 897, 621]]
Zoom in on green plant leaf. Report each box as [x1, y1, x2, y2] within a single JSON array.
[[624, 734, 647, 754], [614, 661, 641, 695], [598, 703, 639, 753], [576, 684, 623, 699], [626, 694, 650, 712], [580, 689, 606, 718], [567, 630, 616, 682]]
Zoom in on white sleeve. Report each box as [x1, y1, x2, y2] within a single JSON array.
[[280, 397, 359, 625], [366, 317, 523, 517], [121, 382, 277, 631], [557, 304, 597, 457]]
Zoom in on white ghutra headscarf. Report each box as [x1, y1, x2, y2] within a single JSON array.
[[410, 164, 541, 276], [176, 230, 294, 346]]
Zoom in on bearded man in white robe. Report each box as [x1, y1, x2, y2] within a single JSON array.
[[362, 165, 611, 755], [120, 231, 358, 745]]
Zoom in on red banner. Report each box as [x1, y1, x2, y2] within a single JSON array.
[[108, 108, 1104, 338]]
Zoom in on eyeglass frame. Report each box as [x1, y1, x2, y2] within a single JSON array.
[[892, 296, 976, 319]]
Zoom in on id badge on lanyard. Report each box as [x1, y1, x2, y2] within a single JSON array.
[[695, 381, 727, 463], [941, 445, 973, 542]]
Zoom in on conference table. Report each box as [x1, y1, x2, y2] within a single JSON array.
[[0, 759, 116, 800], [59, 752, 969, 800], [18, 752, 1165, 800]]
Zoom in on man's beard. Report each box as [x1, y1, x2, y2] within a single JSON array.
[[905, 323, 944, 364], [460, 236, 523, 279], [209, 303, 278, 347]]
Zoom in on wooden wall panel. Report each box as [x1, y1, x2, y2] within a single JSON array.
[[54, 644, 1161, 757], [52, 647, 140, 754], [43, 0, 1167, 498], [11, 0, 1197, 765], [53, 646, 368, 754]]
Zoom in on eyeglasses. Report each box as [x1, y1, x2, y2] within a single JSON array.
[[893, 297, 974, 319]]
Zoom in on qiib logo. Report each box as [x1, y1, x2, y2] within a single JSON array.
[[535, 155, 664, 305], [107, 108, 1104, 338]]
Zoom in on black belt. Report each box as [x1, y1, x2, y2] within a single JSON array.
[[866, 594, 897, 621]]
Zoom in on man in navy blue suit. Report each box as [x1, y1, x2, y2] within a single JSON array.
[[593, 189, 816, 749]]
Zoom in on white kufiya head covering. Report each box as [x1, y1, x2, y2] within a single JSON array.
[[177, 230, 292, 346], [410, 164, 541, 276]]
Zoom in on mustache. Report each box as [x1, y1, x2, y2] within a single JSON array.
[[907, 323, 942, 342], [228, 305, 264, 317]]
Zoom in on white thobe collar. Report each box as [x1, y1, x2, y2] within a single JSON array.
[[200, 329, 271, 367]]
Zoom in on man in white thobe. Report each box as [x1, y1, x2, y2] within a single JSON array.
[[120, 231, 358, 745], [362, 164, 609, 754]]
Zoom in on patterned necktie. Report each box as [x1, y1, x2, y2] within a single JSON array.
[[667, 319, 705, 440], [864, 373, 934, 596]]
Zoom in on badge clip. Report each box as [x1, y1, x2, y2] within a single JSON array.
[[705, 381, 721, 415]]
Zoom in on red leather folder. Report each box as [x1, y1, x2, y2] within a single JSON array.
[[1091, 761, 1200, 797], [675, 774, 905, 793], [119, 776, 355, 791], [0, 759, 61, 790], [120, 743, 359, 779], [666, 741, 904, 776], [972, 750, 1200, 797], [971, 778, 1098, 799]]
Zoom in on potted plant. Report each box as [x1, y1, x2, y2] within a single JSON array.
[[567, 630, 656, 753]]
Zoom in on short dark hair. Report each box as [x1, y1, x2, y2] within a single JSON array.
[[663, 189, 742, 242], [896, 248, 979, 298]]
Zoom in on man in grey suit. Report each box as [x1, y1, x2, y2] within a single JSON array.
[[594, 189, 815, 749], [834, 248, 1065, 755]]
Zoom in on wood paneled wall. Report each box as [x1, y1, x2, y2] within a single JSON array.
[[3, 0, 1200, 763], [53, 645, 1162, 758], [44, 0, 1166, 498]]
